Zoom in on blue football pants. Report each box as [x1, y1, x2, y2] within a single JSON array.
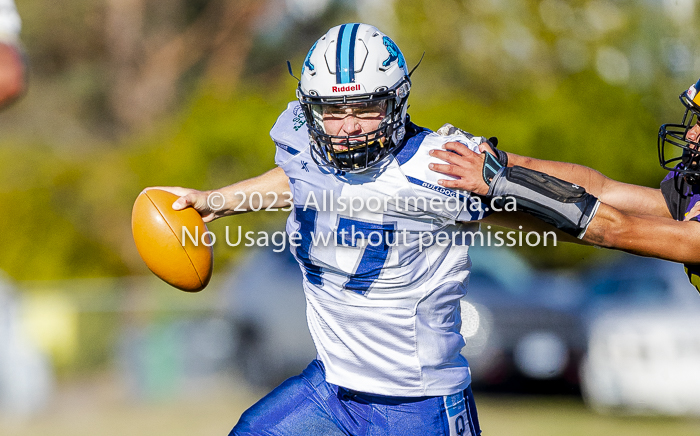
[[230, 360, 481, 436]]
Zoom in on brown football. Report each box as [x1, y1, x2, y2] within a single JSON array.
[[131, 189, 213, 292]]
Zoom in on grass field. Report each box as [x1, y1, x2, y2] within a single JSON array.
[[1, 375, 699, 436]]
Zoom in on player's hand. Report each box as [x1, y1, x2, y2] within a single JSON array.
[[144, 186, 221, 223], [685, 201, 700, 221], [429, 141, 495, 196]]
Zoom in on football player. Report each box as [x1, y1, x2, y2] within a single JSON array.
[[428, 78, 700, 293], [159, 23, 486, 436]]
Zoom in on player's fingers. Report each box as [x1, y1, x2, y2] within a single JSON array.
[[437, 178, 460, 188], [430, 149, 475, 166], [141, 186, 201, 212], [172, 194, 193, 211], [430, 149, 461, 164], [478, 141, 495, 155], [174, 192, 210, 212], [442, 141, 476, 156], [429, 162, 462, 177]]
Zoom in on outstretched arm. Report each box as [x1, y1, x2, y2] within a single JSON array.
[[434, 141, 700, 264], [480, 201, 700, 264], [148, 166, 291, 222], [582, 203, 700, 263], [507, 152, 671, 218], [431, 136, 670, 219]]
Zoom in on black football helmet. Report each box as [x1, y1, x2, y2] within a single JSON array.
[[658, 78, 700, 185]]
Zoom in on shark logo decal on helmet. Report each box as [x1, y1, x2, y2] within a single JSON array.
[[382, 36, 405, 70], [302, 40, 317, 75]]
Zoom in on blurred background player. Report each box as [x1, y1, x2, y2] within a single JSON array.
[[428, 78, 700, 293], [0, 0, 24, 108], [159, 23, 488, 436]]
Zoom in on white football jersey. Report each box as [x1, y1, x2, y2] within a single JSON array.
[[271, 101, 488, 396], [0, 0, 20, 44]]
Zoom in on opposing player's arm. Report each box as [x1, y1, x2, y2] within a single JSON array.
[[430, 141, 671, 219], [147, 166, 292, 222], [507, 152, 671, 218], [479, 203, 700, 263], [455, 149, 700, 263], [584, 203, 700, 264]]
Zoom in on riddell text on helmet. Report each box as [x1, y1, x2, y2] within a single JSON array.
[[332, 84, 363, 93]]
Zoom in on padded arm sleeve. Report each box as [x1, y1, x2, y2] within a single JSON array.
[[487, 166, 601, 238]]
